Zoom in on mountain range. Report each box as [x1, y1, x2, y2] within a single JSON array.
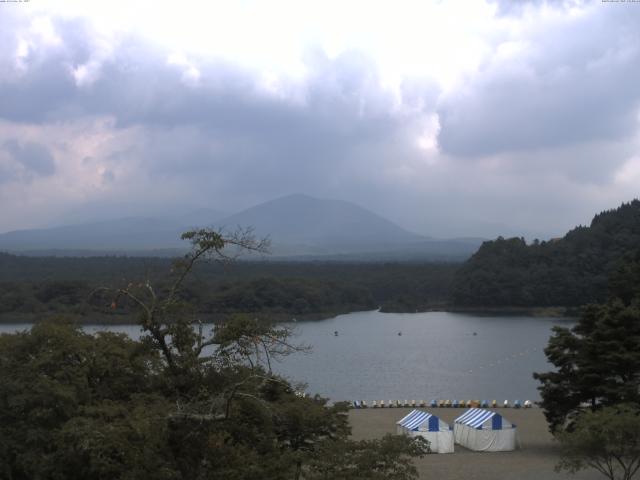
[[0, 194, 483, 260]]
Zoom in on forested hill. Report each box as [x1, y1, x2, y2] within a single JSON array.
[[451, 200, 640, 307]]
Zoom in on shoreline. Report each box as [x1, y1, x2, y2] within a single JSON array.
[[0, 305, 577, 325]]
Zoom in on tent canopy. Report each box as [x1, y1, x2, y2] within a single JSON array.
[[397, 409, 444, 432], [455, 408, 511, 430], [396, 409, 454, 453], [453, 408, 518, 452]]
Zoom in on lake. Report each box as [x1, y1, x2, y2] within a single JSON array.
[[0, 310, 570, 402]]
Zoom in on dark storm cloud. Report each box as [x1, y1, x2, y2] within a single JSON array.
[[0, 14, 89, 123], [0, 16, 416, 133], [105, 50, 426, 206], [0, 17, 422, 173], [3, 139, 56, 177], [0, 14, 438, 214], [437, 4, 640, 157]]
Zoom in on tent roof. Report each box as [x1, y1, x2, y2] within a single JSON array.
[[455, 408, 501, 429], [397, 409, 443, 431]]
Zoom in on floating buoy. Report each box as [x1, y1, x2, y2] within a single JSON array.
[[473, 332, 477, 336], [334, 331, 338, 336], [398, 331, 402, 336]]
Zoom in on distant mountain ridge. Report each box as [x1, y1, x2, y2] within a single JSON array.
[[0, 194, 483, 260], [0, 211, 225, 253], [451, 199, 640, 307], [217, 194, 425, 252]]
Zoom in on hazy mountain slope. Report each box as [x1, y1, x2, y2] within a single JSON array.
[[0, 195, 482, 259], [0, 218, 185, 251], [0, 207, 226, 252], [217, 194, 425, 252]]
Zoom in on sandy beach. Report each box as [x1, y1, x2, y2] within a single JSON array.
[[349, 407, 601, 480]]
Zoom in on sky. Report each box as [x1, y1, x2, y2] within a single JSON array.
[[1, 0, 639, 239]]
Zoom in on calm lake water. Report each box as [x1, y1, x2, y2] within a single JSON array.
[[0, 310, 571, 402]]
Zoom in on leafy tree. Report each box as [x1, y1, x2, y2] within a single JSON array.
[[556, 404, 640, 480], [0, 228, 429, 479], [534, 248, 640, 433], [306, 435, 429, 480], [534, 300, 640, 432], [0, 321, 169, 480]]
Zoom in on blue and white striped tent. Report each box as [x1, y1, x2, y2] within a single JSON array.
[[454, 408, 518, 452], [396, 410, 454, 453]]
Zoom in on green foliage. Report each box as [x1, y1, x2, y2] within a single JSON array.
[[452, 200, 640, 307], [0, 255, 458, 321], [0, 229, 428, 479], [0, 321, 169, 479], [534, 300, 640, 432], [535, 255, 640, 432], [306, 435, 430, 480], [556, 404, 640, 480], [608, 251, 640, 306]]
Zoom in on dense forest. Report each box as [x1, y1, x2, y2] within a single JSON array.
[[451, 200, 640, 307], [0, 254, 457, 322]]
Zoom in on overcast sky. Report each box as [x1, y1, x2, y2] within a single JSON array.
[[1, 0, 639, 238]]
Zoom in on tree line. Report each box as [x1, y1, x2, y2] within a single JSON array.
[[0, 254, 457, 322], [452, 200, 640, 307]]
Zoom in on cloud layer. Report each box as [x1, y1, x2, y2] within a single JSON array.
[[1, 1, 639, 238]]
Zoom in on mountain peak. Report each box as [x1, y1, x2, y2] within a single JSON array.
[[217, 195, 424, 252]]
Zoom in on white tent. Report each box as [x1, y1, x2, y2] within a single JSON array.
[[396, 409, 454, 454], [453, 408, 518, 452]]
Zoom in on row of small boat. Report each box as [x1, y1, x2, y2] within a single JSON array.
[[350, 399, 533, 409]]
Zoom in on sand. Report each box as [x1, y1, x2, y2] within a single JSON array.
[[348, 407, 602, 480]]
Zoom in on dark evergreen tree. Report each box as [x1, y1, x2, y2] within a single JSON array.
[[534, 253, 640, 432]]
